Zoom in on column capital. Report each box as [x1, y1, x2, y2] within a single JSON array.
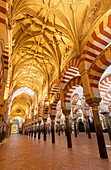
[[50, 115, 55, 120], [86, 98, 101, 109], [43, 118, 47, 122], [100, 111, 110, 117], [62, 109, 70, 117]]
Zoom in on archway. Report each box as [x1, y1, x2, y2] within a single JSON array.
[[10, 116, 23, 134]]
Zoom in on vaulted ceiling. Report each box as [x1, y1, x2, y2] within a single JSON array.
[[8, 0, 111, 120]]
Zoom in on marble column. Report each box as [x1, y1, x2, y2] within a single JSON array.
[[91, 102, 108, 159], [28, 126, 30, 136], [74, 118, 77, 137], [58, 122, 60, 136], [0, 115, 2, 142], [31, 125, 33, 137], [51, 116, 55, 144], [65, 116, 72, 148], [85, 116, 91, 139], [38, 121, 41, 139], [6, 124, 8, 137], [8, 123, 12, 136], [101, 112, 111, 141], [63, 110, 72, 148], [34, 123, 37, 138], [22, 123, 25, 135], [106, 116, 111, 141], [43, 119, 47, 141], [108, 116, 111, 126]]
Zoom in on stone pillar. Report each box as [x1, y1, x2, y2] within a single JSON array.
[[85, 116, 91, 139], [0, 115, 2, 142], [2, 121, 5, 140], [43, 119, 47, 141], [38, 121, 41, 139], [74, 118, 77, 137], [28, 126, 30, 136], [108, 116, 111, 126], [106, 116, 111, 141], [5, 124, 8, 137], [101, 112, 111, 141], [57, 122, 60, 136], [91, 102, 108, 159], [51, 116, 55, 144], [63, 109, 72, 148], [26, 126, 28, 135], [8, 123, 12, 136], [31, 125, 33, 137], [22, 123, 25, 135], [34, 123, 37, 138], [49, 104, 55, 144], [29, 126, 31, 136], [65, 115, 72, 148]]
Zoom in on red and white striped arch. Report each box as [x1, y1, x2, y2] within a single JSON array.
[[79, 12, 111, 71], [38, 101, 43, 120], [0, 0, 8, 41], [51, 93, 60, 116], [103, 91, 111, 106], [51, 98, 60, 116], [61, 58, 80, 89], [2, 43, 9, 78], [0, 43, 9, 90], [43, 105, 48, 119], [4, 73, 10, 100], [72, 93, 80, 105], [50, 79, 59, 98], [64, 76, 82, 110], [99, 75, 111, 97], [108, 101, 111, 112], [50, 84, 59, 96], [72, 93, 80, 114], [88, 46, 111, 98]]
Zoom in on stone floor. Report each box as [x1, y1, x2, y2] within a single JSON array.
[[0, 132, 111, 170]]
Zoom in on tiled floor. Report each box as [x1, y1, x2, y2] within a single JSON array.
[[0, 132, 111, 170]]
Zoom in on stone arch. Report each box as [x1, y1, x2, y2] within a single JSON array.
[[71, 93, 81, 114], [10, 115, 24, 123], [79, 11, 111, 72], [60, 58, 80, 89], [51, 93, 60, 117], [64, 76, 82, 110], [88, 47, 111, 98], [43, 105, 49, 119], [99, 74, 111, 97], [38, 100, 43, 120], [50, 79, 59, 99], [103, 91, 111, 106]]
